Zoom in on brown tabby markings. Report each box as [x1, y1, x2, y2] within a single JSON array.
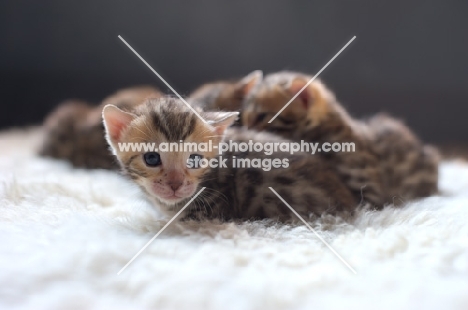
[[102, 97, 358, 221], [40, 69, 438, 220], [150, 106, 197, 141], [242, 71, 439, 206], [40, 86, 163, 169]]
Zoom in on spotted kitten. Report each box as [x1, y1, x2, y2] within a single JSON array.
[[40, 86, 162, 169], [102, 97, 358, 221], [242, 71, 439, 206]]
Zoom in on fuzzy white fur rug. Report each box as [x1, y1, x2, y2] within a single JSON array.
[[0, 128, 467, 310]]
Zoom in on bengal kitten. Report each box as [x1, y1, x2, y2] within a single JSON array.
[[102, 97, 358, 221], [188, 70, 262, 122], [40, 86, 162, 169], [242, 71, 439, 206]]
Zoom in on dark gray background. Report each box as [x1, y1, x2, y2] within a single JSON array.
[[1, 0, 467, 143]]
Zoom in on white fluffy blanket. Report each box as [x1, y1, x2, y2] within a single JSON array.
[[1, 128, 467, 310]]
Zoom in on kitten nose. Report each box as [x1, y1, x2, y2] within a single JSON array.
[[168, 181, 183, 191], [166, 170, 184, 192]]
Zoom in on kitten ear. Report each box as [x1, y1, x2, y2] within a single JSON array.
[[206, 112, 239, 136], [102, 104, 136, 146], [237, 70, 263, 95], [287, 78, 314, 110]]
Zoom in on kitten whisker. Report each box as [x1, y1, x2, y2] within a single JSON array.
[[203, 187, 229, 206], [197, 192, 213, 215]]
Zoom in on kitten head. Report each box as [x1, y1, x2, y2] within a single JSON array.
[[242, 71, 335, 132], [190, 70, 263, 112], [102, 97, 237, 208]]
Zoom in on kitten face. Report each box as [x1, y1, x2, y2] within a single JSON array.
[[102, 98, 237, 207], [242, 71, 334, 132]]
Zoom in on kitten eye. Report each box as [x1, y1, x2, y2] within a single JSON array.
[[143, 152, 161, 167], [188, 154, 204, 169]]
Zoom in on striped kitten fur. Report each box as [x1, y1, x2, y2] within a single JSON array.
[[102, 97, 358, 221], [40, 86, 162, 169], [241, 71, 439, 206]]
